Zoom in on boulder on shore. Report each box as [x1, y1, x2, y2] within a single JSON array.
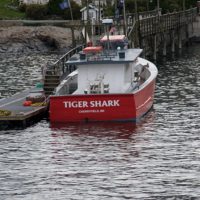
[[0, 26, 78, 53]]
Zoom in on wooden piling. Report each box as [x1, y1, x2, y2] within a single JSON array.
[[129, 7, 197, 59], [171, 30, 175, 53], [163, 33, 167, 56], [185, 24, 189, 45], [153, 34, 157, 60], [178, 29, 182, 49]]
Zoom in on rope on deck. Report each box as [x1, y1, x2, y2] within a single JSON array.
[[0, 110, 12, 117]]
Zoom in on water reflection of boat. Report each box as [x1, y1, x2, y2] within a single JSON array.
[[50, 109, 156, 139], [51, 121, 136, 136]]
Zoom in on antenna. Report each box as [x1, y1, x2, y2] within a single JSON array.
[[102, 19, 113, 50]]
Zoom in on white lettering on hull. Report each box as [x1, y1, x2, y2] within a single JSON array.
[[90, 100, 120, 107], [63, 100, 120, 108], [63, 101, 88, 108]]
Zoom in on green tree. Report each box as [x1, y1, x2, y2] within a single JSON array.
[[81, 0, 93, 7], [63, 0, 81, 19], [48, 0, 63, 15], [48, 0, 81, 19], [26, 4, 47, 20], [148, 0, 197, 13]]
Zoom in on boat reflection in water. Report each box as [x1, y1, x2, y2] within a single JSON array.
[[50, 109, 156, 139]]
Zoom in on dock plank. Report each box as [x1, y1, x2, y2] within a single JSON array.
[[0, 89, 48, 127]]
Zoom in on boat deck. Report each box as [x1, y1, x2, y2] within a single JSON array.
[[0, 89, 48, 129]]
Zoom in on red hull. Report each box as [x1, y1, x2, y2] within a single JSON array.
[[49, 80, 156, 122]]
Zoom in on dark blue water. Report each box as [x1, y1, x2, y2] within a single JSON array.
[[0, 45, 200, 199]]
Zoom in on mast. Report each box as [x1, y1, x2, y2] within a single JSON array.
[[69, 0, 74, 21], [102, 19, 113, 50], [123, 0, 127, 36]]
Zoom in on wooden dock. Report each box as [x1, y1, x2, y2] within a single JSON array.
[[0, 45, 84, 130], [0, 89, 48, 129]]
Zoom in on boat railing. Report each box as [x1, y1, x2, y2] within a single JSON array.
[[82, 49, 125, 62], [43, 44, 85, 78], [54, 72, 78, 96], [43, 44, 85, 96]]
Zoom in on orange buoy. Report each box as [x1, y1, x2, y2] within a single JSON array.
[[23, 101, 32, 106]]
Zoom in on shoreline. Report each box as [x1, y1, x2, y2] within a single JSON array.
[[0, 25, 78, 53]]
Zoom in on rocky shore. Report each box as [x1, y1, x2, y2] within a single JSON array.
[[0, 26, 78, 53]]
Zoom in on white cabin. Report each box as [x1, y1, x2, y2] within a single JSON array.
[[80, 4, 103, 22], [54, 34, 154, 97], [76, 61, 135, 94], [65, 35, 144, 95]]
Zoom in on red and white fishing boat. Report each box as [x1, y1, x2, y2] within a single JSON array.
[[49, 20, 158, 123]]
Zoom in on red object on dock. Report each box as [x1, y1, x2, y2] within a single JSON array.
[[23, 101, 32, 106]]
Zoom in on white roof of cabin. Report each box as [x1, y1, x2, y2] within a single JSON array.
[[67, 49, 143, 66], [100, 35, 126, 42]]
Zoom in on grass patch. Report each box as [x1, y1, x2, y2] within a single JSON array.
[[0, 0, 25, 19]]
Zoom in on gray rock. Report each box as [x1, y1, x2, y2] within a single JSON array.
[[0, 26, 79, 54]]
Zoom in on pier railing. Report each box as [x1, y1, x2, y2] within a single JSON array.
[[128, 7, 197, 47]]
